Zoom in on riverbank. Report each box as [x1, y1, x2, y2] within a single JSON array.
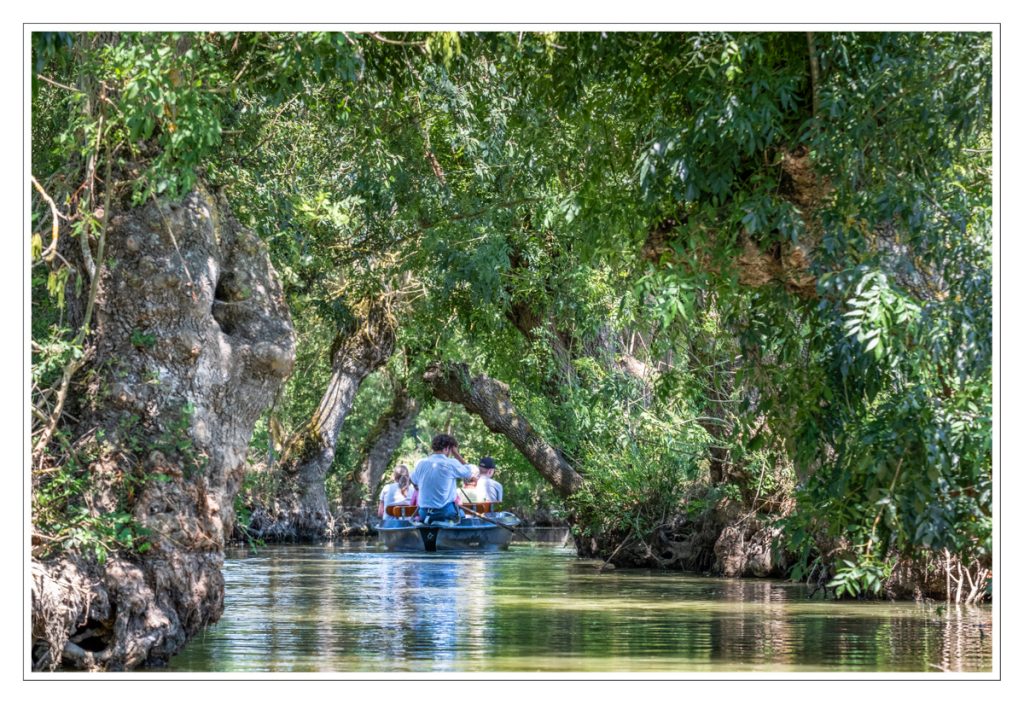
[[233, 496, 990, 605], [236, 503, 571, 541]]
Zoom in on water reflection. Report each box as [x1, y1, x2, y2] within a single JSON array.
[[375, 555, 493, 670], [165, 544, 992, 673], [937, 604, 991, 673], [705, 579, 793, 667]]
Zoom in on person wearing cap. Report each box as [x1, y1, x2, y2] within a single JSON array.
[[476, 456, 503, 503], [410, 433, 474, 525]]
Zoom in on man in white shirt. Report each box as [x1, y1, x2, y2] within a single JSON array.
[[476, 456, 503, 503], [410, 433, 473, 524]]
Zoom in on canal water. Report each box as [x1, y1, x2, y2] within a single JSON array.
[[166, 542, 992, 673]]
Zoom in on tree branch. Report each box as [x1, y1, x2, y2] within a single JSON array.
[[31, 176, 64, 263], [367, 32, 426, 48], [806, 32, 821, 121], [34, 103, 113, 460], [424, 361, 585, 497], [36, 73, 81, 94]]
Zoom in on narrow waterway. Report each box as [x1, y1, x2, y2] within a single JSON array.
[[166, 542, 992, 673]]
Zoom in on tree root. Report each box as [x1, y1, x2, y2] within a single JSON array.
[[31, 558, 96, 671], [61, 641, 112, 671], [943, 549, 990, 605]]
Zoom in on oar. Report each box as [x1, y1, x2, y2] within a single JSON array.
[[459, 491, 524, 536]]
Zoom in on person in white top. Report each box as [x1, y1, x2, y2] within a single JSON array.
[[377, 464, 412, 518], [459, 465, 480, 503], [475, 456, 503, 503]]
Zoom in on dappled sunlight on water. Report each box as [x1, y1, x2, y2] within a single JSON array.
[[164, 543, 992, 673]]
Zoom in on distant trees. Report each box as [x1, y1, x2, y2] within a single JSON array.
[[271, 296, 397, 538]]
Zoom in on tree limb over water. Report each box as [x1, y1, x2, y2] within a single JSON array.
[[424, 361, 584, 498]]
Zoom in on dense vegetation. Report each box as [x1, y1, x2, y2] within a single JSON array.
[[32, 30, 991, 619]]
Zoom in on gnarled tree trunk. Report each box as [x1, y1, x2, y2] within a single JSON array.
[[423, 362, 584, 498], [31, 186, 295, 670], [264, 298, 396, 539], [341, 384, 421, 507]]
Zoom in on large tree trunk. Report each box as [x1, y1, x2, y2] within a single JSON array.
[[31, 186, 295, 670], [342, 384, 421, 507], [264, 298, 396, 539], [423, 362, 584, 498]]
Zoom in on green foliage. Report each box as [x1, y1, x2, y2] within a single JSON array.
[[827, 558, 894, 599], [32, 324, 80, 390], [234, 32, 987, 576], [106, 36, 225, 199], [129, 329, 157, 349], [593, 31, 992, 582], [33, 397, 208, 563], [32, 427, 153, 564], [32, 31, 991, 587], [557, 360, 710, 539]]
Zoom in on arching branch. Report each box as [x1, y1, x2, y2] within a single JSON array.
[[423, 362, 585, 498]]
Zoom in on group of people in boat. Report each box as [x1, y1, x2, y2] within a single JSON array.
[[376, 433, 503, 525]]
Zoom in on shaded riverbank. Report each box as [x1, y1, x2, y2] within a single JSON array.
[[164, 543, 991, 673], [239, 505, 572, 543]]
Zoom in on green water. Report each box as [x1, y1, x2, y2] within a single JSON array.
[[166, 543, 992, 673]]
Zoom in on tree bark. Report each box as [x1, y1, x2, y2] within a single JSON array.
[[342, 384, 421, 507], [265, 297, 397, 539], [423, 362, 585, 498], [806, 32, 821, 121], [31, 186, 296, 671], [696, 360, 735, 486]]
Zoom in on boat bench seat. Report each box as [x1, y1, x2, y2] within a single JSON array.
[[385, 505, 417, 517], [462, 502, 500, 514], [384, 502, 502, 518]]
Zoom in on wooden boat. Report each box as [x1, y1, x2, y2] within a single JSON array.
[[377, 503, 521, 552]]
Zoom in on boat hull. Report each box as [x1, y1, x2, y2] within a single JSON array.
[[377, 514, 519, 552]]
